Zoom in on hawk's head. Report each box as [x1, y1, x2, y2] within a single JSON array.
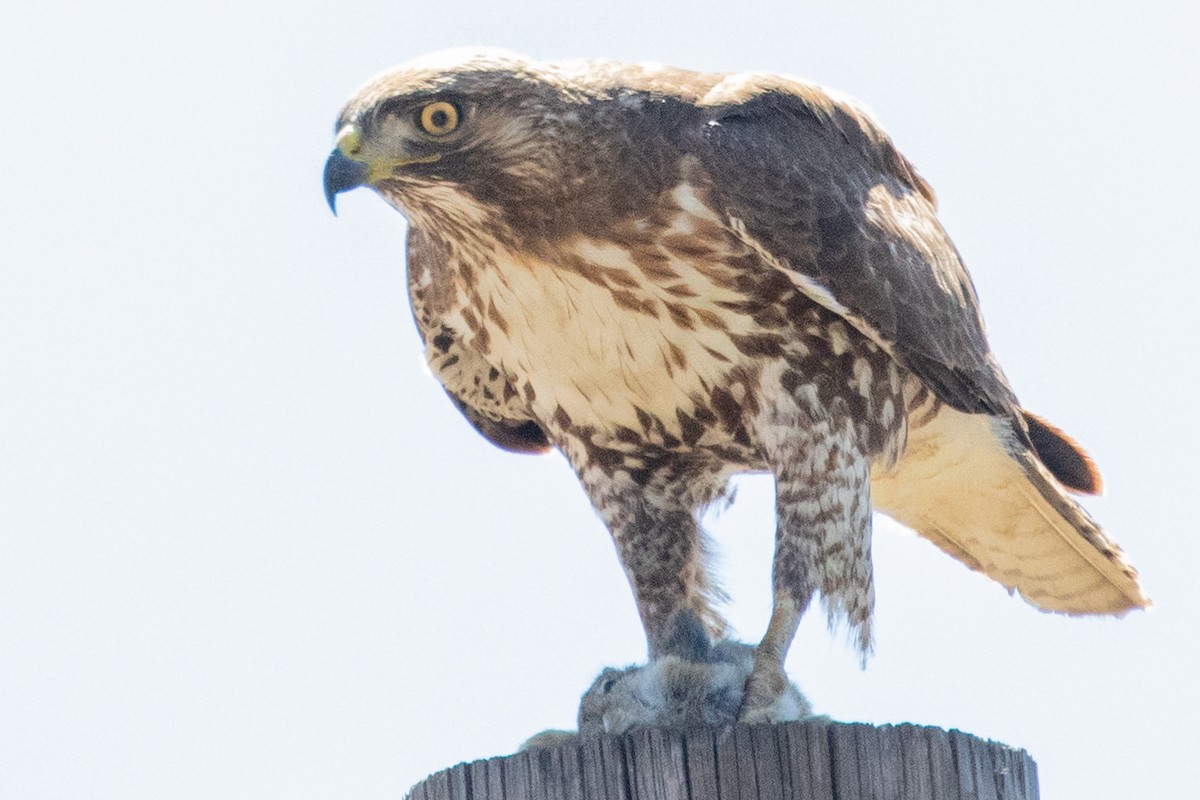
[[323, 50, 703, 240]]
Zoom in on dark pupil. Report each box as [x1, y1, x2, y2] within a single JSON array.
[[430, 109, 449, 129]]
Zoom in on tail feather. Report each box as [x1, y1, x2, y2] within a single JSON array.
[[1021, 409, 1103, 495], [871, 404, 1148, 615]]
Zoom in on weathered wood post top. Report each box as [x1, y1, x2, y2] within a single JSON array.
[[407, 721, 1039, 800]]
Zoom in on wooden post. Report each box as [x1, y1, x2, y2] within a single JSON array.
[[406, 722, 1038, 800]]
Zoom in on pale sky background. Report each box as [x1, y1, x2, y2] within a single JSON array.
[[3, 2, 1198, 798]]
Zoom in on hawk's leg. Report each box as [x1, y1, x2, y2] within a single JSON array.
[[575, 451, 731, 662], [742, 389, 874, 722]]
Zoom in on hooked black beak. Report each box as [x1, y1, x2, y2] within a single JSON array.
[[323, 149, 369, 214]]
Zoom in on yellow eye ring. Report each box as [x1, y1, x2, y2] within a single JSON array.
[[419, 101, 460, 136]]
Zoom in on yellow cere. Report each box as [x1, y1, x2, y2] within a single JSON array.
[[334, 124, 363, 157]]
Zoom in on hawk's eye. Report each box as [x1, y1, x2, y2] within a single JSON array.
[[418, 101, 460, 136]]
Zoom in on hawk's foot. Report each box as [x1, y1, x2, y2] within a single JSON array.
[[737, 654, 814, 724], [650, 608, 714, 662], [575, 639, 815, 737]]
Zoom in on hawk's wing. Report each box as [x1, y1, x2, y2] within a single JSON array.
[[674, 82, 1147, 614], [445, 391, 551, 454], [678, 81, 1017, 418], [404, 226, 551, 455]]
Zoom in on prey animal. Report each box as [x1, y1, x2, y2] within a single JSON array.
[[324, 50, 1147, 720]]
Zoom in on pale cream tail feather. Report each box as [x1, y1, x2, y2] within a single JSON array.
[[870, 405, 1148, 615]]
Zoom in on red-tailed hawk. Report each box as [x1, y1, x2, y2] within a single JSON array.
[[324, 50, 1147, 719]]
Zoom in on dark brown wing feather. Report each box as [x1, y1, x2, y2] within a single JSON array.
[[676, 86, 1018, 418], [1020, 409, 1103, 494], [445, 390, 551, 454]]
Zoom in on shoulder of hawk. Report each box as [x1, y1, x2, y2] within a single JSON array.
[[541, 56, 1017, 418]]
